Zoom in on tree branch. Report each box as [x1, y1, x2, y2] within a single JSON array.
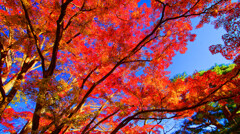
[[64, 0, 86, 30], [132, 114, 179, 120], [111, 68, 240, 133], [32, 1, 74, 133], [46, 0, 73, 77], [82, 103, 106, 133], [122, 59, 152, 64], [198, 67, 240, 104], [20, 0, 46, 73], [86, 109, 120, 134], [0, 42, 6, 104], [66, 32, 81, 44], [50, 1, 227, 132]]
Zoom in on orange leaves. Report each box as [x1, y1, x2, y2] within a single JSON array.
[[166, 30, 171, 36], [0, 9, 8, 15], [0, 0, 239, 133], [1, 108, 33, 133], [179, 46, 187, 54], [101, 52, 109, 64], [131, 10, 140, 19], [221, 82, 236, 92], [212, 9, 219, 17]]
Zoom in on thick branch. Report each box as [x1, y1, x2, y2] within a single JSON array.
[[20, 0, 45, 73], [19, 120, 31, 134], [51, 1, 225, 132], [0, 57, 36, 118], [0, 42, 6, 103], [111, 68, 240, 133], [40, 121, 55, 134], [81, 66, 98, 89], [46, 0, 73, 77], [32, 1, 73, 133]]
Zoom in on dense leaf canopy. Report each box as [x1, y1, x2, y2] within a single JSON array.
[[0, 0, 239, 133], [176, 64, 240, 133]]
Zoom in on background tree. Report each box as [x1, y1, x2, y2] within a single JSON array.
[[0, 0, 239, 133], [177, 2, 240, 133], [175, 64, 240, 133], [209, 1, 240, 62]]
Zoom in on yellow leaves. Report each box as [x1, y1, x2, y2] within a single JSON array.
[[132, 10, 140, 19], [21, 0, 31, 8], [101, 52, 109, 63], [12, 91, 28, 105], [222, 82, 236, 91], [166, 30, 171, 36], [211, 9, 218, 18]]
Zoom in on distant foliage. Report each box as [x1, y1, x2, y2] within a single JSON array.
[[176, 64, 240, 134]]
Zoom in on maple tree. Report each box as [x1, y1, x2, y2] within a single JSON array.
[[0, 0, 239, 133]]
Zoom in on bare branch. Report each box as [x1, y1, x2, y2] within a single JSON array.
[[82, 94, 116, 133], [155, 0, 166, 6], [162, 0, 225, 23]]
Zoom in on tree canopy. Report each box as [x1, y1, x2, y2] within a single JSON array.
[[176, 64, 240, 133], [0, 0, 239, 133]]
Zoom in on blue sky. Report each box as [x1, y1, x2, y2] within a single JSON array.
[[138, 0, 232, 78], [137, 0, 233, 133], [167, 18, 232, 78]]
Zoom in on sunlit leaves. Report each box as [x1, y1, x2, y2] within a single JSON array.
[[0, 0, 239, 133]]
